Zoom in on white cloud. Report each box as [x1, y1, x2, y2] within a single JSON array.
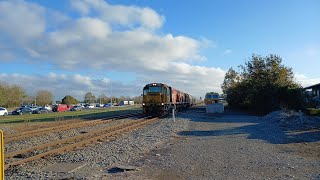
[[294, 73, 320, 88], [0, 0, 45, 44], [0, 65, 225, 101], [141, 62, 226, 98], [0, 0, 205, 70], [69, 0, 165, 30], [0, 0, 224, 97], [47, 17, 111, 45], [0, 73, 136, 101]]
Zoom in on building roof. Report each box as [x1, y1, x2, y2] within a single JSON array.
[[304, 83, 320, 89]]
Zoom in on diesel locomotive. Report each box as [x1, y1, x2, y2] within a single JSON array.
[[142, 83, 196, 116], [204, 92, 220, 105]]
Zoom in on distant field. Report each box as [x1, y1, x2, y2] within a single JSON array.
[[0, 105, 142, 124]]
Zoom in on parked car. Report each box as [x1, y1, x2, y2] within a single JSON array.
[[43, 105, 52, 111], [12, 107, 32, 115], [84, 104, 94, 109], [33, 107, 49, 114], [96, 103, 104, 107], [0, 107, 8, 116], [29, 106, 39, 113], [52, 104, 71, 112], [70, 106, 82, 111], [103, 103, 112, 107]]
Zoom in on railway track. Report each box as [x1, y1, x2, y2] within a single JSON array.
[[5, 117, 158, 170], [5, 112, 142, 142]]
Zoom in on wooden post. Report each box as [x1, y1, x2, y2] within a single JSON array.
[[0, 130, 4, 180]]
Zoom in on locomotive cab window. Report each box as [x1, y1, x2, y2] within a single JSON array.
[[162, 87, 167, 94], [149, 86, 161, 93], [206, 94, 212, 99], [143, 89, 148, 95]]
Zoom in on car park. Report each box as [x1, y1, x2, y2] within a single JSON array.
[[12, 107, 33, 115], [0, 107, 8, 116]]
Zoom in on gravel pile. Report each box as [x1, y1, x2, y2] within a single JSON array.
[[262, 110, 320, 130], [5, 117, 189, 179]]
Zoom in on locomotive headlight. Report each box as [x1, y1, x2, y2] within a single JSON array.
[[161, 103, 164, 105], [142, 103, 145, 106]]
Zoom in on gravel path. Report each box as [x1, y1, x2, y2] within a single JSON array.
[[105, 108, 320, 180]]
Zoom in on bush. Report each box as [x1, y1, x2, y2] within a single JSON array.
[[222, 54, 305, 114]]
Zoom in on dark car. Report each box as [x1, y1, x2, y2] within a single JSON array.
[[103, 103, 112, 107], [12, 107, 33, 115], [70, 105, 82, 111], [32, 107, 49, 114]]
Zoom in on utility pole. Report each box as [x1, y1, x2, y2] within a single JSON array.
[[111, 82, 113, 109]]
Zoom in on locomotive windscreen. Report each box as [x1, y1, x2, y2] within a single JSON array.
[[149, 86, 161, 93], [143, 86, 161, 95]]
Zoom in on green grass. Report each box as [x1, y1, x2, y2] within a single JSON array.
[[0, 105, 142, 124]]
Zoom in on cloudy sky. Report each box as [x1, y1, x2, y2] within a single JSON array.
[[0, 0, 319, 101]]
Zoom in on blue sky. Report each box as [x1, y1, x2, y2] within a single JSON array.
[[0, 0, 319, 100]]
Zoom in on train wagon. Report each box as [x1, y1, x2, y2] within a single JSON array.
[[142, 83, 195, 116]]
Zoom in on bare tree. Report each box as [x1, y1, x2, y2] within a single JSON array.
[[36, 90, 53, 106], [84, 92, 96, 103]]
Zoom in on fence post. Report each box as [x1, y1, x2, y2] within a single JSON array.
[[0, 130, 4, 180], [172, 108, 175, 122], [299, 110, 303, 124]]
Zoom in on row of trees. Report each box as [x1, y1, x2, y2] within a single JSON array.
[[0, 81, 53, 108], [222, 54, 304, 114], [59, 92, 142, 105], [0, 81, 142, 108]]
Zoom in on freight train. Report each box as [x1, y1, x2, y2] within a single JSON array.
[[142, 83, 196, 116]]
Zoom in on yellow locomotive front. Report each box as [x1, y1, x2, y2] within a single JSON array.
[[142, 83, 170, 116], [204, 92, 220, 105]]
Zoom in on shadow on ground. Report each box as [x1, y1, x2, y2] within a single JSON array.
[[176, 106, 320, 144]]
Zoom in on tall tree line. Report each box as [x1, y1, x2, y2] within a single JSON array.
[[0, 81, 53, 108]]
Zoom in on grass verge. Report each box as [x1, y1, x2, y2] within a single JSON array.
[[0, 105, 142, 124]]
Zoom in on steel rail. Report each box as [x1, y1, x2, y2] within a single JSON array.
[[6, 119, 140, 158], [5, 113, 141, 142], [4, 117, 158, 170]]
